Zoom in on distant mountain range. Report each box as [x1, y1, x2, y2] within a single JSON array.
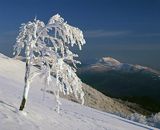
[[78, 57, 160, 113], [80, 57, 160, 74]]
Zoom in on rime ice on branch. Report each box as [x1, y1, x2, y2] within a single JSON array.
[[13, 14, 86, 112]]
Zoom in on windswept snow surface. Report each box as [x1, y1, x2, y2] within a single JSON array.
[[0, 54, 158, 130]]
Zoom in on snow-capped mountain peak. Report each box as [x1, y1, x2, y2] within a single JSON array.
[[99, 57, 121, 67], [81, 56, 160, 75]]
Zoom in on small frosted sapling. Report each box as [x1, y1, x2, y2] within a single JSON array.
[[13, 14, 86, 112]]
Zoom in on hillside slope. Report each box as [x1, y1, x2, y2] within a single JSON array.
[[0, 53, 158, 130], [0, 53, 141, 116]]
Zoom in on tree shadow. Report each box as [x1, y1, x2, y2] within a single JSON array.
[[0, 100, 18, 113]]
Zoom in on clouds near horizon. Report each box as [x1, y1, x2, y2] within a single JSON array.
[[85, 30, 130, 38]]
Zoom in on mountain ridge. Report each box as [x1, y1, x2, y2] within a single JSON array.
[[78, 57, 160, 113]]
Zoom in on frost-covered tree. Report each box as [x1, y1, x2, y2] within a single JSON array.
[[127, 113, 147, 125], [147, 112, 160, 128], [13, 14, 86, 112]]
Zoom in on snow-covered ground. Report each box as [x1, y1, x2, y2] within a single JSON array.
[[0, 54, 158, 130]]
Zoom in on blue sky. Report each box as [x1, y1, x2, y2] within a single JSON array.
[[0, 0, 160, 69]]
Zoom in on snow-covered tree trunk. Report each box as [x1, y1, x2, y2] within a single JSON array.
[[19, 45, 31, 111]]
